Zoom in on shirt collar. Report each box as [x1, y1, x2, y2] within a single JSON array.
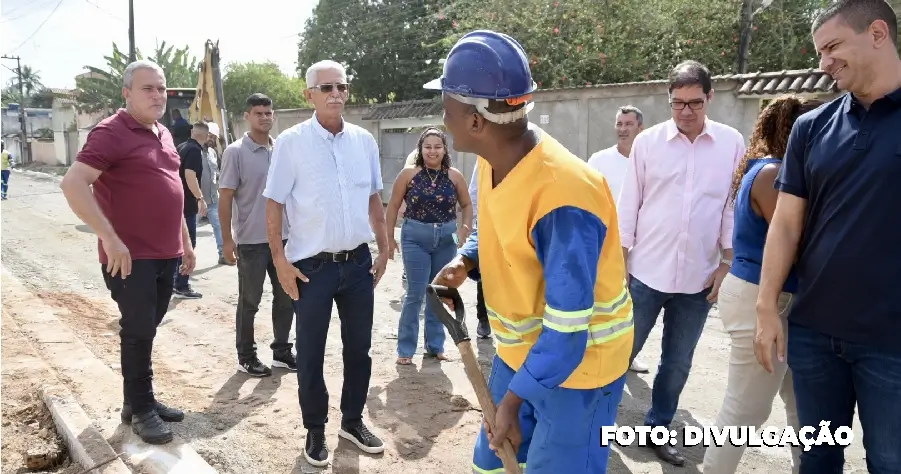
[[665, 118, 716, 142], [242, 132, 273, 151], [843, 86, 901, 114], [117, 108, 162, 134], [311, 112, 345, 140]]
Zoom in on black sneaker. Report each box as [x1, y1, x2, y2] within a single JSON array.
[[131, 411, 173, 445], [304, 428, 331, 467], [121, 401, 184, 424], [477, 318, 491, 338], [173, 287, 202, 299], [271, 351, 297, 371], [339, 421, 384, 454], [238, 358, 272, 377]]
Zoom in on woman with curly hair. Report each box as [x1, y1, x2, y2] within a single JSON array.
[[386, 127, 473, 365], [702, 94, 823, 474]]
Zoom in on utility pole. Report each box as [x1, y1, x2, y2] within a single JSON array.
[[1, 54, 31, 164], [128, 0, 136, 63]]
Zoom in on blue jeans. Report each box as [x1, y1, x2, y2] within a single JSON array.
[[1, 169, 10, 198], [787, 321, 901, 474], [200, 202, 223, 258], [628, 276, 712, 428], [397, 219, 457, 358], [291, 244, 374, 430]]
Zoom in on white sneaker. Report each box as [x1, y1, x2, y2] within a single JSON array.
[[629, 359, 650, 373]]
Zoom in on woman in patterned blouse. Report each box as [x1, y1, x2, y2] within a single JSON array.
[[386, 128, 473, 365]]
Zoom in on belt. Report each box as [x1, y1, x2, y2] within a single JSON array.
[[312, 247, 358, 263]]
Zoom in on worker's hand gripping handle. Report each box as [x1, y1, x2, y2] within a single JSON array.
[[426, 285, 470, 345], [425, 285, 522, 474]]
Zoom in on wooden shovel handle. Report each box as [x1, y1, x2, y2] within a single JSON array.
[[457, 341, 523, 474]]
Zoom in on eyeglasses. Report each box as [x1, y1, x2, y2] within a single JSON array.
[[310, 83, 349, 93], [670, 100, 705, 110]]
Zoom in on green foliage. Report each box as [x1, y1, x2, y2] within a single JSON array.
[[297, 0, 833, 101], [74, 42, 199, 116], [221, 61, 309, 119], [297, 0, 448, 103]]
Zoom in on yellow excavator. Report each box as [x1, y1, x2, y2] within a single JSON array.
[[162, 40, 229, 153]]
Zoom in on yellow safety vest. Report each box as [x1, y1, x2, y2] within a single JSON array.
[[475, 132, 634, 389]]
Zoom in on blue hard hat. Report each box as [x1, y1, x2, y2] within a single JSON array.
[[423, 30, 537, 100]]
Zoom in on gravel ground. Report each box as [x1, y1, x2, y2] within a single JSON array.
[[1, 170, 868, 473]]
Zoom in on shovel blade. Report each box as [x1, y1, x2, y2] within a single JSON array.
[[426, 285, 471, 345]]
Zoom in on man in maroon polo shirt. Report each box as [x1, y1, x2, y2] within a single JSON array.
[[60, 60, 196, 445]]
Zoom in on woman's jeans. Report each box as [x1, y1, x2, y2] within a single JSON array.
[[397, 219, 457, 358]]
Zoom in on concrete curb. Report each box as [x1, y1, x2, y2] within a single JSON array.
[[40, 385, 131, 474], [1, 269, 218, 474]]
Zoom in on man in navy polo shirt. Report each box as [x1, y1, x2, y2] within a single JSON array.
[[60, 60, 196, 445], [755, 0, 901, 472]]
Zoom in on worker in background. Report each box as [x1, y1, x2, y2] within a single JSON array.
[[756, 1, 901, 472], [586, 105, 646, 373], [1, 142, 14, 200], [59, 60, 194, 445], [430, 30, 633, 473], [200, 122, 227, 265], [219, 93, 296, 377], [173, 122, 209, 299]]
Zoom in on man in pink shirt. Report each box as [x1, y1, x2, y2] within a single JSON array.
[[618, 60, 746, 466]]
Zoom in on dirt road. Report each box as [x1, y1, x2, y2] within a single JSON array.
[[1, 169, 867, 473]]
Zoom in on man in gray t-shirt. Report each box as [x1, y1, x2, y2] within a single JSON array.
[[218, 93, 294, 377]]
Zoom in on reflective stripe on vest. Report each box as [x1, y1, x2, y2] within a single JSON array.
[[485, 287, 632, 348]]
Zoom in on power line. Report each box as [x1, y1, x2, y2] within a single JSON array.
[[5, 0, 65, 54]]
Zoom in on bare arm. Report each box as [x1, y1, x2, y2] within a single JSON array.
[[266, 199, 287, 262], [370, 193, 388, 254], [184, 169, 203, 201], [757, 193, 806, 310], [750, 164, 781, 224], [60, 162, 118, 242], [218, 188, 235, 239], [386, 168, 414, 242]]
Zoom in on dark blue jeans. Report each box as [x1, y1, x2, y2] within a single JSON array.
[[787, 321, 901, 474], [291, 244, 374, 430], [628, 276, 712, 428], [174, 211, 196, 290]]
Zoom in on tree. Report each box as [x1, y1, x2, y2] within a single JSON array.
[[1, 65, 50, 108], [297, 0, 450, 103], [221, 61, 309, 119], [74, 42, 199, 116]]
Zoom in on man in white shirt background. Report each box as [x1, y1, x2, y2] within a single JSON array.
[[587, 105, 644, 202], [587, 104, 648, 373]]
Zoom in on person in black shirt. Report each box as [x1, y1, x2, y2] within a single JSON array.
[[174, 122, 209, 299], [756, 1, 901, 472]]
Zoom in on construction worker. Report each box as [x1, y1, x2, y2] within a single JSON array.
[[1, 142, 13, 200], [429, 30, 634, 473]]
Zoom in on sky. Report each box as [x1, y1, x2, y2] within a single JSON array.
[[1, 0, 316, 90]]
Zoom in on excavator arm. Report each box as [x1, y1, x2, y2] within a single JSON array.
[[189, 40, 230, 151]]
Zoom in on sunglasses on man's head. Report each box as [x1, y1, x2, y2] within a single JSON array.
[[310, 83, 349, 93]]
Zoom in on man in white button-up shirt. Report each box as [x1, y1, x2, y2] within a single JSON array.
[[263, 59, 389, 468]]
